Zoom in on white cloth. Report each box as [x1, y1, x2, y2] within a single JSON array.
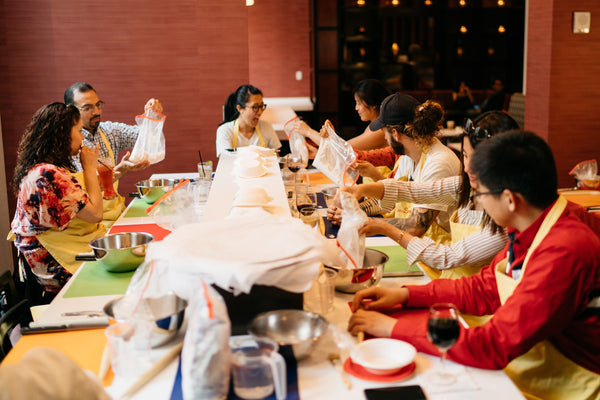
[[383, 138, 461, 231], [146, 214, 343, 295], [216, 120, 281, 157]]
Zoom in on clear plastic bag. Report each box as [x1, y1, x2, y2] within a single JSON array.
[[181, 281, 231, 400], [284, 117, 309, 163], [312, 121, 359, 187], [130, 109, 166, 165], [336, 192, 369, 269], [569, 159, 600, 189]]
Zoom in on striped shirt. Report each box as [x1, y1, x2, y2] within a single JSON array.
[[381, 176, 508, 269]]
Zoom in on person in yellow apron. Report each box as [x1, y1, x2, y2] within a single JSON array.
[[328, 94, 461, 244], [64, 82, 162, 227], [216, 84, 282, 157], [347, 131, 600, 399], [10, 103, 106, 299], [351, 111, 519, 285]]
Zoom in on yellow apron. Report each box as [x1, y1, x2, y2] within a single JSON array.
[[96, 128, 125, 227], [495, 196, 600, 400], [35, 171, 107, 274], [232, 119, 266, 149], [384, 150, 451, 245]]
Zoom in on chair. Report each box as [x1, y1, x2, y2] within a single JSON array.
[[0, 299, 32, 362], [0, 271, 20, 318], [16, 253, 56, 306], [507, 93, 526, 129]]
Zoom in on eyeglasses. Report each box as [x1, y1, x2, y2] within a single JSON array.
[[463, 118, 492, 143], [245, 103, 267, 113], [76, 100, 105, 113], [470, 189, 504, 201]]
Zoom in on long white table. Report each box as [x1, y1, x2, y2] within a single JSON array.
[[21, 152, 525, 400]]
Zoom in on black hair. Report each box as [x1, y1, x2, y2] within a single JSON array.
[[222, 84, 263, 124], [13, 103, 80, 193], [64, 82, 95, 105], [471, 130, 558, 210], [352, 79, 389, 111]]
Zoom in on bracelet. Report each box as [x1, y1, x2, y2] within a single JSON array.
[[396, 230, 405, 245]]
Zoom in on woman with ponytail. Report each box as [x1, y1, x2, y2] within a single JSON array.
[[216, 84, 281, 156]]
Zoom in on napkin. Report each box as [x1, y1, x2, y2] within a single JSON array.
[[418, 361, 481, 395], [146, 213, 344, 295]]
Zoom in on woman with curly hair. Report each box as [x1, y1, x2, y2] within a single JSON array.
[[10, 102, 105, 301], [327, 94, 461, 243]]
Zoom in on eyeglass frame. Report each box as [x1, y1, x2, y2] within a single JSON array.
[[470, 189, 504, 201], [463, 118, 492, 146], [76, 100, 105, 113], [243, 103, 267, 113]]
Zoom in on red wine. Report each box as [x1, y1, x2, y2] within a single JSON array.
[[427, 318, 459, 350], [288, 165, 301, 173], [297, 204, 316, 214]]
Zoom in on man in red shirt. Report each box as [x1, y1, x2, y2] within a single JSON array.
[[348, 131, 600, 399]]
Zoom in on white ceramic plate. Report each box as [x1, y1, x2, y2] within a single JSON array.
[[350, 338, 417, 375]]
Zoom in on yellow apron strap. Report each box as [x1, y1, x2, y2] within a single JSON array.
[[494, 196, 599, 399], [233, 119, 265, 149], [97, 127, 115, 165]]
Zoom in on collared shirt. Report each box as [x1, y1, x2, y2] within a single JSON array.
[[71, 121, 139, 171]]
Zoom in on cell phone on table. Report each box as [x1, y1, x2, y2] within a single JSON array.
[[364, 385, 427, 400]]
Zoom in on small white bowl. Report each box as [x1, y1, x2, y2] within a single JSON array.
[[233, 187, 272, 206], [235, 159, 267, 178], [350, 338, 416, 375]]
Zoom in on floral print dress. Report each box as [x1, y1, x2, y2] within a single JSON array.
[[11, 163, 88, 293]]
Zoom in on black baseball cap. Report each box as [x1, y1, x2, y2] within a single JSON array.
[[369, 93, 419, 131]]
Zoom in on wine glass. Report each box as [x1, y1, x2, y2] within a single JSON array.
[[426, 303, 460, 385], [287, 154, 307, 185], [295, 184, 319, 228]]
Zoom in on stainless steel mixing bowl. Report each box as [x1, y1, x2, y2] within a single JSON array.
[[103, 293, 188, 348], [89, 232, 154, 272], [248, 309, 328, 360], [135, 179, 179, 204], [325, 248, 389, 293]]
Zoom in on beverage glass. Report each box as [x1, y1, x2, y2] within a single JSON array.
[[192, 180, 211, 204], [105, 321, 152, 381], [427, 303, 460, 385], [197, 161, 213, 181], [287, 154, 307, 185], [230, 336, 287, 400], [295, 184, 318, 228], [97, 158, 117, 199], [304, 268, 337, 315]]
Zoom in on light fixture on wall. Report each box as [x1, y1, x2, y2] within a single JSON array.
[[459, 0, 466, 6], [460, 25, 468, 34], [488, 47, 495, 56], [392, 0, 399, 5], [392, 42, 399, 56], [497, 0, 505, 6], [498, 25, 506, 33], [357, 0, 365, 6], [424, 0, 432, 5], [457, 46, 464, 56], [246, 0, 254, 6]]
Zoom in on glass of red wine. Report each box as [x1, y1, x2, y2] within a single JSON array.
[[287, 154, 307, 185], [295, 184, 319, 227], [427, 303, 460, 385]]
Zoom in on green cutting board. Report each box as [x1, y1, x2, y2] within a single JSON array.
[[63, 262, 134, 298], [368, 245, 423, 276]]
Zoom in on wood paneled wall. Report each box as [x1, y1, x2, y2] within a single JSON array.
[[526, 0, 600, 187], [0, 1, 312, 223]]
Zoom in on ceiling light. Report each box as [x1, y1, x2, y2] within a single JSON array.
[[498, 25, 506, 33], [460, 25, 468, 34]]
